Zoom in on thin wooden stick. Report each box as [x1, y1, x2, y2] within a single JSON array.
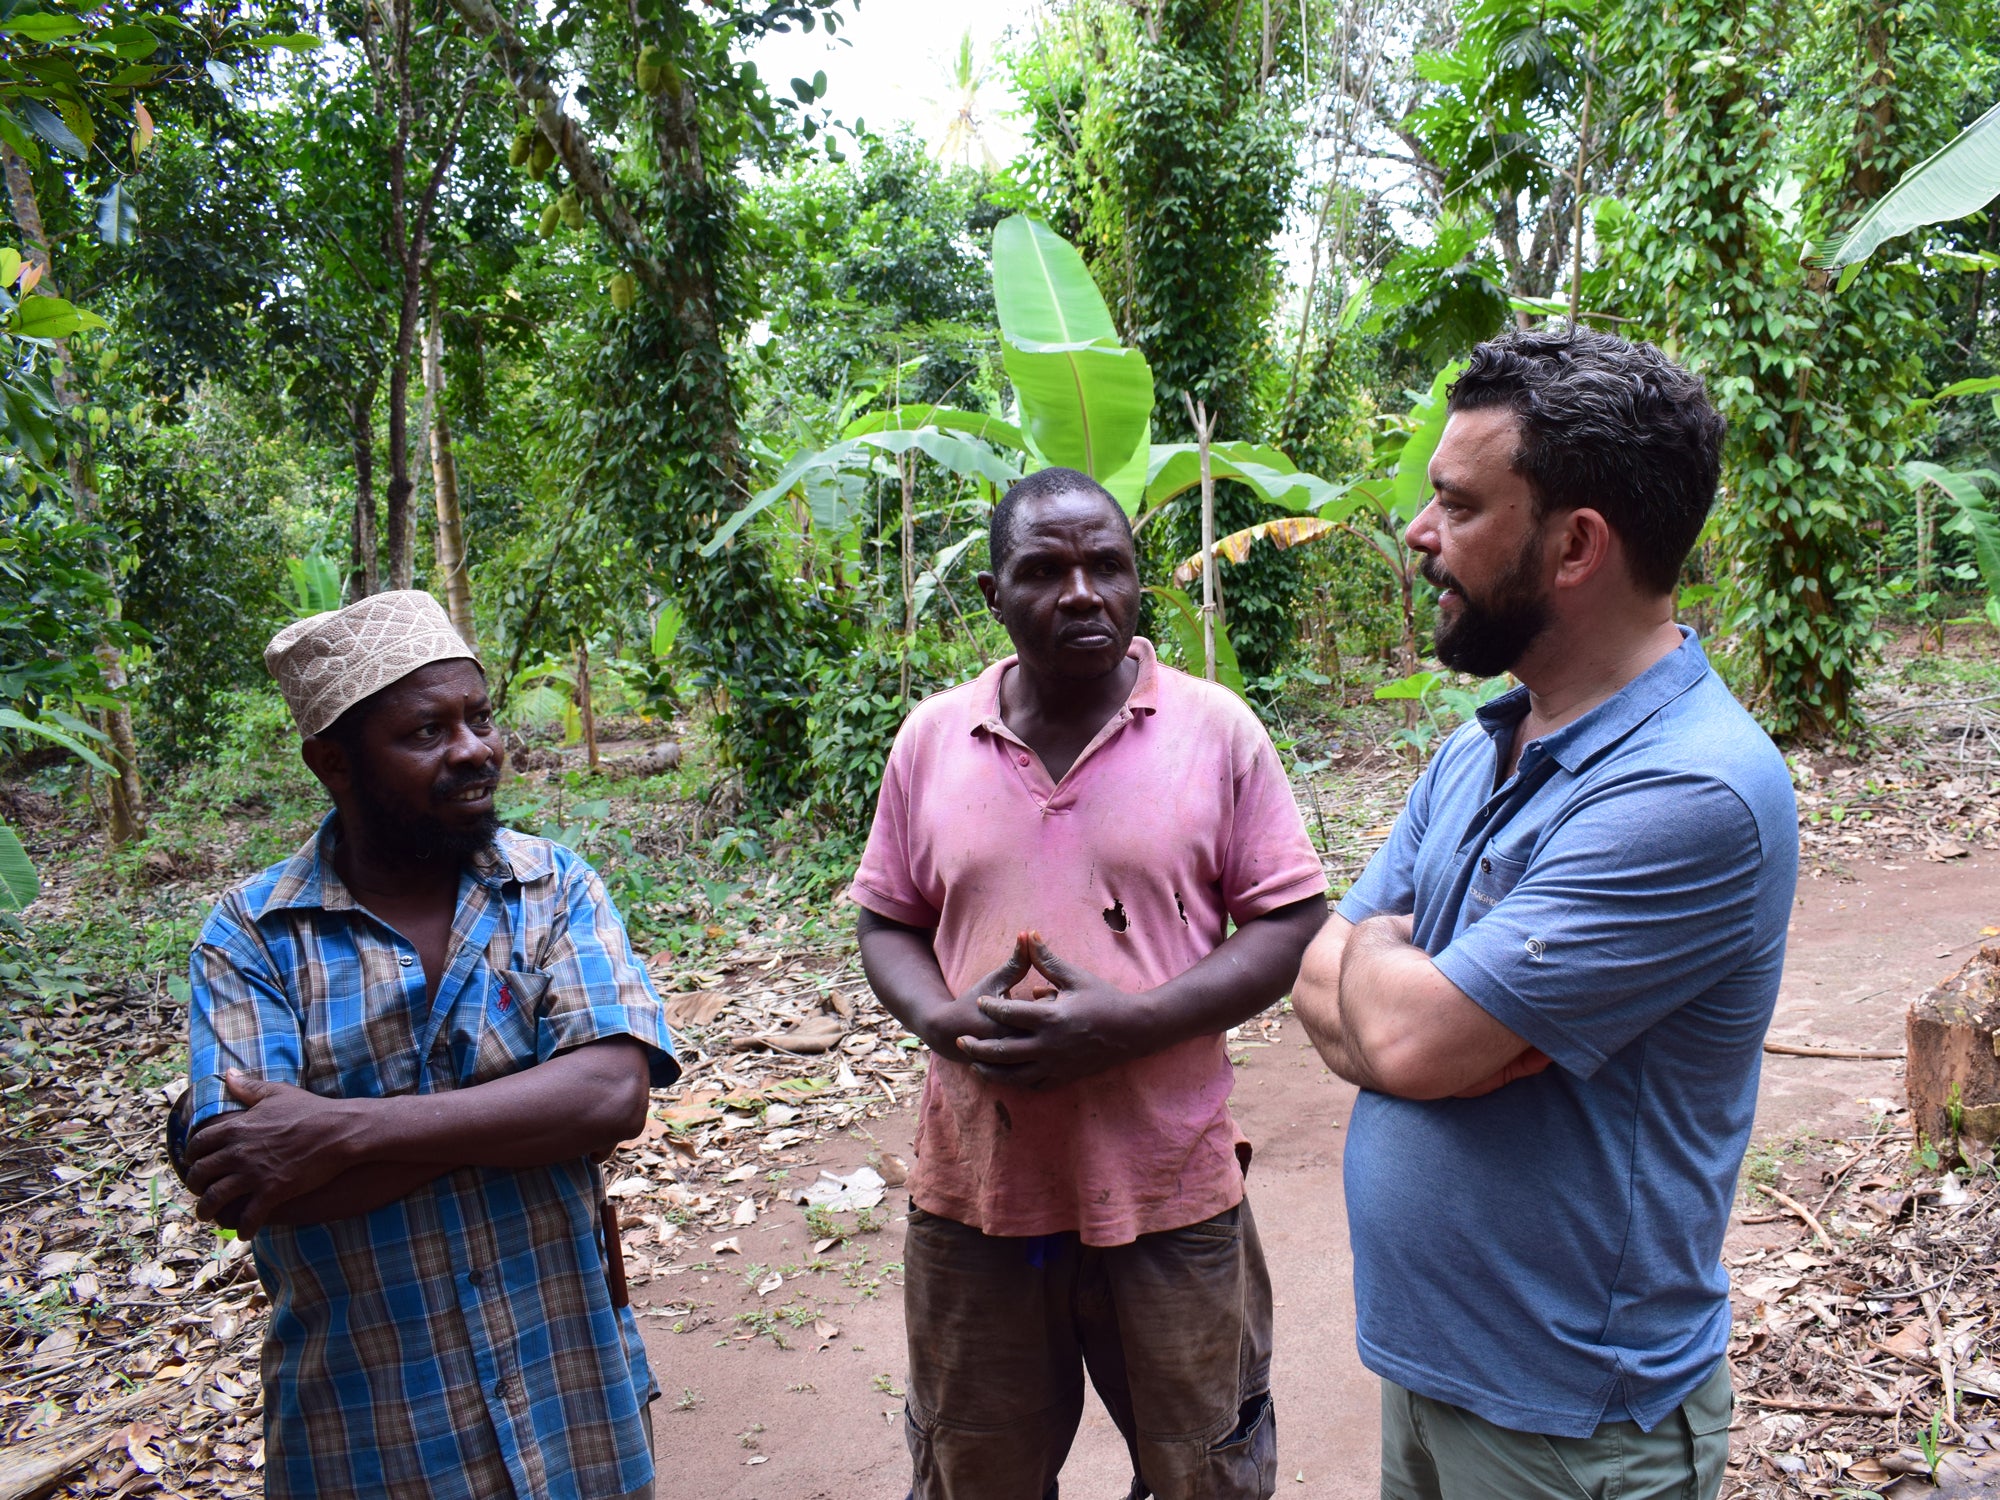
[[1737, 1393, 1897, 1417], [1752, 1181, 1835, 1247], [1764, 1040, 1904, 1060], [1183, 393, 1219, 683], [1921, 1285, 1961, 1433]]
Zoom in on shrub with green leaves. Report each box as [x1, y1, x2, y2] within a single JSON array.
[[798, 631, 990, 833]]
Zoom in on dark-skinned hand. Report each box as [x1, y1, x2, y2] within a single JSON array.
[[959, 930, 1144, 1090], [185, 1071, 364, 1237], [920, 930, 1038, 1064]]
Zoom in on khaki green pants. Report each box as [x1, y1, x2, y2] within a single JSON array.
[[1379, 1359, 1732, 1500]]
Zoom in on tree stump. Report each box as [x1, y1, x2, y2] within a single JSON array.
[[1906, 944, 2000, 1167]]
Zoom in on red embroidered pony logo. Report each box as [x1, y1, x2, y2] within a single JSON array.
[[497, 982, 513, 1013]]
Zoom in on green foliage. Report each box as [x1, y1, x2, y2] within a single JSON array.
[[796, 633, 989, 831], [98, 406, 299, 767], [749, 133, 1002, 412], [1605, 0, 1967, 737], [0, 707, 113, 773], [0, 821, 36, 912], [1350, 216, 1511, 367], [0, 499, 130, 722], [1147, 490, 1291, 680], [285, 553, 343, 618], [990, 214, 1154, 508], [1394, 0, 1597, 320], [1011, 0, 1296, 439], [1375, 669, 1510, 754], [1903, 461, 2000, 622], [1144, 583, 1245, 693], [1813, 96, 2000, 269], [0, 0, 174, 175]]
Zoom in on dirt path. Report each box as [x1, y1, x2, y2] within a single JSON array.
[[638, 855, 2000, 1499]]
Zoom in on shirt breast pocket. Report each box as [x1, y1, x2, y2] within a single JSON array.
[[1465, 845, 1527, 917], [467, 967, 551, 1084]]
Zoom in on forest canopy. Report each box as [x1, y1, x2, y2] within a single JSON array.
[[1, 0, 1997, 863]]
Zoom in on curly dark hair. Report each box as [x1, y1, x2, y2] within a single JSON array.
[[1447, 329, 1727, 595]]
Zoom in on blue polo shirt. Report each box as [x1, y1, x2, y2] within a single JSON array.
[[1338, 629, 1796, 1437]]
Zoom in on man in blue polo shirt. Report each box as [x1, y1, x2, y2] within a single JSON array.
[[1294, 329, 1796, 1499]]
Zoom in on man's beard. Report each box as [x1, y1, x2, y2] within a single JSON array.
[[347, 761, 500, 865], [1423, 530, 1552, 678]]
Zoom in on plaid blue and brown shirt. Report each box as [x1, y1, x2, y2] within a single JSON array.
[[186, 816, 679, 1499]]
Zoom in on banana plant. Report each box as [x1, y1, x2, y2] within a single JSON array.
[[708, 216, 1348, 546], [0, 820, 37, 916], [989, 215, 1156, 510], [705, 215, 1367, 693], [285, 552, 344, 617], [1812, 95, 2000, 278], [1902, 461, 2000, 631]]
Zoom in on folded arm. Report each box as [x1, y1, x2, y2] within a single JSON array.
[[1291, 913, 1548, 1099], [186, 1038, 651, 1236]]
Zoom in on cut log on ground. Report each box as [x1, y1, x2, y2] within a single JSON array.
[[1906, 943, 2000, 1167]]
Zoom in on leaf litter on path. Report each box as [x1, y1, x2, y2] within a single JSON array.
[[5, 653, 1996, 1495]]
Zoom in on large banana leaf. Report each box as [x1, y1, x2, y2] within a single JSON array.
[[702, 429, 1022, 558], [844, 405, 1029, 453], [991, 214, 1120, 344], [991, 216, 1153, 509], [1812, 97, 2000, 269], [0, 819, 36, 912], [1144, 442, 1345, 516], [1000, 337, 1154, 510], [1904, 460, 2000, 601], [1390, 360, 1468, 520]]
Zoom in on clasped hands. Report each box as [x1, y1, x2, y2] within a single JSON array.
[[943, 929, 1142, 1090]]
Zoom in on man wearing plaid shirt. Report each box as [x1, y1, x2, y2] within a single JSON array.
[[177, 592, 677, 1499]]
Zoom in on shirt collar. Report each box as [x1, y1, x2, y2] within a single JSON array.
[[1475, 627, 1711, 775], [971, 636, 1161, 738], [246, 811, 553, 918]]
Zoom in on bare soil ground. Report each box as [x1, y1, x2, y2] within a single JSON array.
[[627, 853, 2000, 1500], [5, 641, 1999, 1497]]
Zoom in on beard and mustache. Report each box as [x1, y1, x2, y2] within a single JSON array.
[[346, 758, 501, 864], [1421, 527, 1552, 679]]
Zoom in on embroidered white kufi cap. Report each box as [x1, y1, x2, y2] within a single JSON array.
[[264, 590, 478, 736]]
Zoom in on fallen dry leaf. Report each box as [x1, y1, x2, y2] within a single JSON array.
[[661, 991, 729, 1028], [734, 1015, 845, 1055]]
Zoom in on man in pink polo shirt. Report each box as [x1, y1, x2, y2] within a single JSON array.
[[851, 467, 1327, 1500]]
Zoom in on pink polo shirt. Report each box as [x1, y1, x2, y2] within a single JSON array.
[[848, 637, 1326, 1246]]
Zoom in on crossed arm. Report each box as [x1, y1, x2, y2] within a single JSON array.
[[184, 1039, 650, 1237], [1291, 913, 1550, 1099], [855, 895, 1327, 1089]]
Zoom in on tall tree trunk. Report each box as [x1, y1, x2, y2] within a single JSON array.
[[349, 380, 381, 602], [424, 296, 475, 645], [574, 644, 598, 770], [361, 0, 480, 595], [1, 142, 143, 842], [450, 0, 819, 789], [385, 279, 421, 591]]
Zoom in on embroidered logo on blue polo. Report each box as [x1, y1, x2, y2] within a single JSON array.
[[1524, 937, 1547, 962]]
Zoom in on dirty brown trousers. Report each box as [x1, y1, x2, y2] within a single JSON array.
[[901, 1198, 1277, 1500]]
